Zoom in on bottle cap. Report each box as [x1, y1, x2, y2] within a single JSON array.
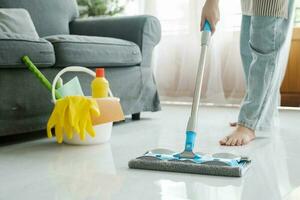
[[96, 68, 105, 77]]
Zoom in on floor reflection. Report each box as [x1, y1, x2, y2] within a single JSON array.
[[0, 140, 123, 200], [155, 130, 293, 200]]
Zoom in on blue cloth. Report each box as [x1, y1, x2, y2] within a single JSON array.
[[56, 77, 84, 97], [238, 0, 294, 131]]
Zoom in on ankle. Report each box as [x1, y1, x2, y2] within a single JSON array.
[[237, 125, 255, 134]]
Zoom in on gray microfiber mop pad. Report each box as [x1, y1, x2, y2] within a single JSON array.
[[128, 156, 251, 177]]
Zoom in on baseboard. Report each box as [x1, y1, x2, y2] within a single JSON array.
[[281, 93, 300, 107]]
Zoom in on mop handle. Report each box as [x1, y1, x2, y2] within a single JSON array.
[[186, 20, 211, 133], [22, 56, 63, 99]]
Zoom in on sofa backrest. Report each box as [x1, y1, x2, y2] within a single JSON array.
[[0, 0, 79, 37]]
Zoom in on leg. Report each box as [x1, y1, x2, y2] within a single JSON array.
[[221, 9, 293, 146], [240, 15, 253, 84], [221, 15, 255, 145], [229, 15, 252, 127], [132, 113, 141, 120], [255, 0, 295, 130], [238, 7, 293, 132]]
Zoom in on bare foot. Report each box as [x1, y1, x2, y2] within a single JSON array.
[[220, 125, 255, 146]]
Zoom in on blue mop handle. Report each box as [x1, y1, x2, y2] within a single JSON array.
[[185, 131, 197, 152], [184, 20, 212, 153]]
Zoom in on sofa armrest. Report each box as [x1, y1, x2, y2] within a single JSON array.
[[69, 15, 161, 53]]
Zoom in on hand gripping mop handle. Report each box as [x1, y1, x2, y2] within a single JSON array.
[[51, 66, 113, 103], [185, 21, 211, 152]]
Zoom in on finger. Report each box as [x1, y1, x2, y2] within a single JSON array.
[[69, 100, 80, 133], [47, 126, 53, 139], [47, 118, 55, 138], [69, 109, 78, 132], [90, 100, 100, 117], [68, 97, 78, 126], [64, 114, 73, 139], [74, 120, 80, 134], [207, 17, 217, 34], [86, 117, 96, 138], [47, 111, 57, 127], [79, 119, 87, 141], [55, 123, 63, 144], [91, 108, 100, 117], [200, 15, 205, 31], [209, 20, 216, 34], [47, 111, 60, 138], [59, 102, 69, 126]]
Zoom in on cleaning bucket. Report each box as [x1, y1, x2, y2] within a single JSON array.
[[63, 122, 113, 145], [51, 66, 117, 145]]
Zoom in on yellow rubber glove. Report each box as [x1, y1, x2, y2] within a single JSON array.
[[67, 96, 100, 141], [47, 98, 69, 143], [47, 96, 100, 143]]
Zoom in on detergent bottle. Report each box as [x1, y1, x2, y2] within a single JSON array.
[[91, 68, 109, 98]]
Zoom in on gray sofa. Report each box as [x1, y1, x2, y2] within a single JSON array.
[[0, 0, 161, 137]]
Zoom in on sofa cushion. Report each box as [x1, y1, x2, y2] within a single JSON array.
[[0, 8, 39, 40], [44, 35, 142, 67], [0, 0, 78, 37], [0, 35, 55, 68], [0, 9, 55, 68]]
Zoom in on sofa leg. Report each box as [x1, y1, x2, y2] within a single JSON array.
[[132, 113, 141, 120]]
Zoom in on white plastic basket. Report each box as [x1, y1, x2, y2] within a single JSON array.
[[51, 66, 114, 145]]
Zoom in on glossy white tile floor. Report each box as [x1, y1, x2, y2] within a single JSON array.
[[1, 105, 300, 200]]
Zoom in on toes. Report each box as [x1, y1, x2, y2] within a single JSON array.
[[226, 137, 234, 146], [230, 138, 238, 146], [221, 128, 255, 146], [237, 138, 243, 146], [241, 138, 249, 145], [219, 136, 228, 145]]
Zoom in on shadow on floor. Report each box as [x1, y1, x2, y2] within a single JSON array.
[[0, 117, 151, 146], [0, 130, 46, 147]]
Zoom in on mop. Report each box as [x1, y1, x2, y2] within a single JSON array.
[[128, 21, 251, 177]]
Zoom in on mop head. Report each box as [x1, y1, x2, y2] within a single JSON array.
[[128, 149, 251, 177]]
